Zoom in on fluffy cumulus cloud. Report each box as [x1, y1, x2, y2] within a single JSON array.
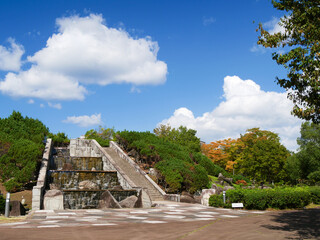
[[0, 38, 24, 71], [159, 76, 302, 151], [63, 113, 102, 127], [0, 14, 167, 100]]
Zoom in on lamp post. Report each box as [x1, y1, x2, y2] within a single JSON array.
[[5, 192, 10, 218]]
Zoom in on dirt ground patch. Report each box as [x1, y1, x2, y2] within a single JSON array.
[[0, 183, 32, 210]]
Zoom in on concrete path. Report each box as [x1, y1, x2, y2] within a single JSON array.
[[0, 202, 265, 229]]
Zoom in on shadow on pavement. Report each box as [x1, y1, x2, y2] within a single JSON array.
[[262, 209, 320, 239]]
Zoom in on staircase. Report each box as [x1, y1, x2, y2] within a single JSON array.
[[104, 147, 164, 201]]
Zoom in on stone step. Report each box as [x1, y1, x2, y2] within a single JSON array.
[[104, 147, 164, 201]]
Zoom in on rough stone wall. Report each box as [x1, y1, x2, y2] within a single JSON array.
[[32, 138, 53, 210], [69, 139, 136, 190]]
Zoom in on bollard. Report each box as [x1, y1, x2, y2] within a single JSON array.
[[5, 192, 10, 218], [223, 191, 226, 204]]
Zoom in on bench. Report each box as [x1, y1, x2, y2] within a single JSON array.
[[232, 203, 244, 209]]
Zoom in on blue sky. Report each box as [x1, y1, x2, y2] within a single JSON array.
[[0, 0, 302, 150]]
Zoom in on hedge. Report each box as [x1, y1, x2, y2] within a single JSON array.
[[209, 187, 314, 210], [0, 195, 5, 213]]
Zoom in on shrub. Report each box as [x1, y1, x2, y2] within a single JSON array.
[[235, 180, 247, 185], [0, 139, 43, 192], [0, 195, 5, 213], [232, 174, 250, 184], [48, 132, 70, 147], [85, 127, 115, 147], [308, 171, 320, 183], [209, 187, 312, 210], [0, 111, 48, 192], [117, 130, 210, 193], [209, 194, 224, 208], [308, 186, 320, 204]]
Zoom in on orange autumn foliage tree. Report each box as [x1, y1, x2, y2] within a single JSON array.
[[201, 138, 238, 172]]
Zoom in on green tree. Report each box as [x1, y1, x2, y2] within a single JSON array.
[[286, 122, 320, 183], [154, 124, 201, 152], [48, 132, 70, 147], [257, 0, 320, 122], [0, 111, 49, 192], [85, 126, 115, 147], [235, 128, 290, 183]]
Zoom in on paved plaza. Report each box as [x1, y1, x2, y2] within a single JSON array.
[[0, 201, 265, 229]]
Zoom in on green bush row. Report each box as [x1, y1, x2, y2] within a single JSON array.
[[209, 187, 316, 210]]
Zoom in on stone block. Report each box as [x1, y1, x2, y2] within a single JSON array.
[[135, 189, 152, 208], [164, 194, 180, 202], [180, 195, 197, 204], [44, 190, 64, 210], [98, 191, 121, 209], [119, 195, 138, 208], [10, 201, 26, 216], [200, 189, 216, 206]]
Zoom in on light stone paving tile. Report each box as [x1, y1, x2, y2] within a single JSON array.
[[83, 216, 103, 219], [199, 211, 220, 215], [86, 209, 104, 213], [217, 208, 232, 211], [188, 207, 208, 210], [40, 220, 60, 224], [169, 209, 186, 212], [58, 223, 85, 227], [167, 204, 180, 207], [1, 222, 29, 226], [220, 215, 239, 218], [92, 223, 117, 226], [130, 211, 149, 214], [35, 210, 54, 214], [164, 212, 185, 215], [194, 218, 215, 221], [12, 225, 34, 228], [194, 214, 215, 218], [251, 211, 266, 214], [142, 220, 167, 224], [163, 215, 186, 219], [76, 218, 98, 222], [148, 209, 163, 212], [37, 225, 60, 228], [46, 216, 69, 219], [58, 212, 76, 215], [127, 216, 148, 220], [238, 210, 249, 213], [115, 213, 130, 217]]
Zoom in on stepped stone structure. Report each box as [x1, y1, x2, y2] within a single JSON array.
[[32, 138, 165, 210]]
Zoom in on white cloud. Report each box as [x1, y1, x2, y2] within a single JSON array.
[[0, 14, 167, 100], [63, 113, 102, 127], [48, 102, 62, 109], [130, 86, 141, 93], [264, 17, 286, 35], [203, 17, 215, 26], [250, 17, 286, 54], [159, 76, 302, 151], [250, 44, 266, 53], [27, 99, 34, 104], [40, 103, 45, 108], [0, 38, 24, 71]]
